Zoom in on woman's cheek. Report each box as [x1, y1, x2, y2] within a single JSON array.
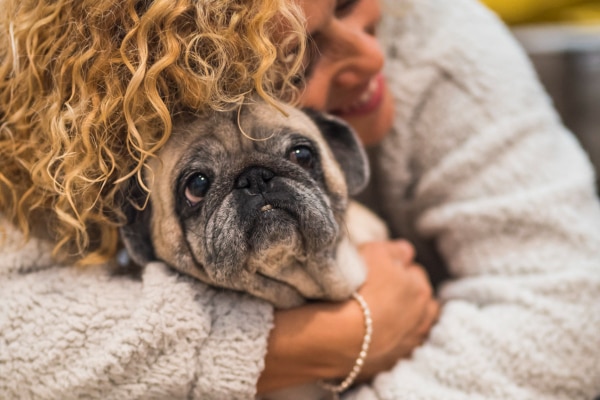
[[298, 75, 331, 111]]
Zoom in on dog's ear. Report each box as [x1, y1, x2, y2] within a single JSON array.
[[303, 109, 370, 195], [119, 178, 156, 267]]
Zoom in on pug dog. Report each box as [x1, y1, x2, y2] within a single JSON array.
[[120, 99, 388, 309]]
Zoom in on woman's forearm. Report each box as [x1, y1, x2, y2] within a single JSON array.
[[257, 299, 363, 393]]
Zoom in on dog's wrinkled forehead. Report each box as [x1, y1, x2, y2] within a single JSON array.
[[147, 101, 351, 208], [157, 103, 331, 173]]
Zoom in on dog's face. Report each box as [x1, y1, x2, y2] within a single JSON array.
[[121, 101, 369, 308]]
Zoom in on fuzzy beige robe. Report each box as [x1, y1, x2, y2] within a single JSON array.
[[347, 0, 600, 398]]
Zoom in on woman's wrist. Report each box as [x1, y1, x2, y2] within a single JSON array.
[[256, 298, 364, 394], [318, 292, 373, 394]]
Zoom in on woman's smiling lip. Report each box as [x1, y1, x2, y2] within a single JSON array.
[[330, 73, 385, 118]]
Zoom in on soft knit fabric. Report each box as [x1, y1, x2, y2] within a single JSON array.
[[0, 219, 273, 399], [348, 0, 600, 399], [2, 0, 600, 399]]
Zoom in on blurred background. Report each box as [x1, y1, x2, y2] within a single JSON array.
[[480, 0, 600, 189]]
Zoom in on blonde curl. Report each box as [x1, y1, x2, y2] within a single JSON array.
[[0, 0, 307, 264]]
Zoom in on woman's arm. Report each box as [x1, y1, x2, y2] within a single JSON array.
[[0, 219, 437, 399], [257, 240, 439, 394], [0, 218, 272, 400]]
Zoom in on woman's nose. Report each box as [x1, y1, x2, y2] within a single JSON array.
[[332, 26, 385, 88]]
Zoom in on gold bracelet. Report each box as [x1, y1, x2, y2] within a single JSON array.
[[318, 292, 373, 394]]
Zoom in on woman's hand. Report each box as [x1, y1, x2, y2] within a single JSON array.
[[356, 240, 440, 380], [256, 240, 439, 394]]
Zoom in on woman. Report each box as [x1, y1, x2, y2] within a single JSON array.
[[1, 1, 599, 400], [270, 0, 600, 398]]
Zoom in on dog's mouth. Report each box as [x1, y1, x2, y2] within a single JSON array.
[[252, 195, 298, 219], [246, 202, 301, 255], [202, 184, 339, 264], [251, 198, 297, 224], [260, 204, 273, 212], [197, 185, 339, 280]]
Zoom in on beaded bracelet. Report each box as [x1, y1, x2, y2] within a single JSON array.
[[318, 292, 373, 395]]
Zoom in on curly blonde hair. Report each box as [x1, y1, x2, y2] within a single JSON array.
[[0, 0, 306, 264]]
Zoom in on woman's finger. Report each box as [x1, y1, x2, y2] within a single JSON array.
[[382, 239, 417, 266]]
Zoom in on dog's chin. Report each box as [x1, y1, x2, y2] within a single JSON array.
[[247, 207, 302, 250]]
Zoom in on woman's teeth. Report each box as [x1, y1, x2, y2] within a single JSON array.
[[340, 77, 379, 113], [359, 78, 378, 104]]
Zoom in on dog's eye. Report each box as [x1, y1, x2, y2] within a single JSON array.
[[288, 145, 314, 170], [185, 173, 210, 206]]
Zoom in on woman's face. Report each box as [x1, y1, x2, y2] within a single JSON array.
[[296, 0, 394, 145]]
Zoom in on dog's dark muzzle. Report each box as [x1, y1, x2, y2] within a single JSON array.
[[225, 165, 338, 255]]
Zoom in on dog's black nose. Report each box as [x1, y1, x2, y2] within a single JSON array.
[[235, 166, 275, 193]]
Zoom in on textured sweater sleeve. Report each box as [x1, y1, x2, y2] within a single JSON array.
[[0, 218, 273, 400], [348, 0, 600, 399]]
